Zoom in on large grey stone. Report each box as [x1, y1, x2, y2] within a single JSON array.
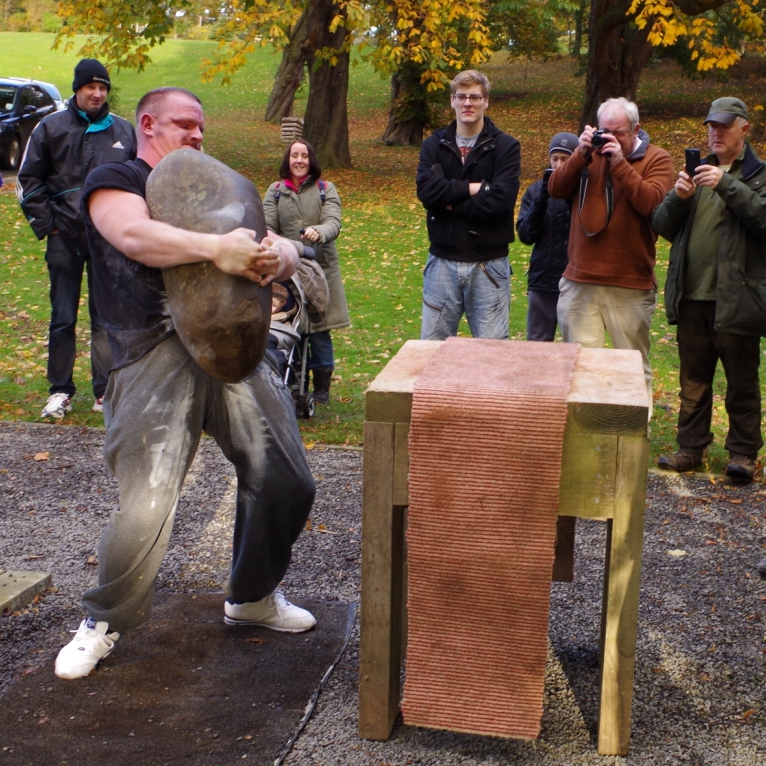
[[146, 150, 271, 383]]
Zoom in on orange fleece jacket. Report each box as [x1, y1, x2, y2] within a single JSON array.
[[548, 136, 674, 290]]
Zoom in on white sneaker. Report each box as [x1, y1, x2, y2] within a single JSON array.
[[92, 397, 104, 413], [41, 392, 72, 419], [224, 592, 316, 632], [55, 618, 120, 679]]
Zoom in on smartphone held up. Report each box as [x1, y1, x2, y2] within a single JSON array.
[[685, 148, 702, 177]]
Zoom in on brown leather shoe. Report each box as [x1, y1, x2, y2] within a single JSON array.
[[657, 448, 704, 472], [725, 453, 756, 481]]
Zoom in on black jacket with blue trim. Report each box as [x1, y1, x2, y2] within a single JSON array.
[[416, 116, 521, 262], [16, 98, 136, 256]]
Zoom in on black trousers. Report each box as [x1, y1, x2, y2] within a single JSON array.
[[676, 301, 763, 458]]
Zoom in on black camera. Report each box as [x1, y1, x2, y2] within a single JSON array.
[[591, 129, 609, 149]]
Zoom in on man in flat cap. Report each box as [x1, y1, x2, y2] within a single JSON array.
[[654, 97, 766, 480], [17, 59, 136, 420]]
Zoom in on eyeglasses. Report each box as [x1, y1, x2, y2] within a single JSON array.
[[598, 127, 630, 137], [453, 94, 485, 104]]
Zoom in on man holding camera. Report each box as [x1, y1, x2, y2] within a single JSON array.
[[653, 98, 766, 480], [548, 97, 674, 408]]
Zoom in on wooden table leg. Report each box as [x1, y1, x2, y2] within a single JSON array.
[[597, 435, 648, 755], [359, 421, 406, 740]]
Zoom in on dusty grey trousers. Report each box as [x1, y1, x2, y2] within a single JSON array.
[[83, 334, 315, 632]]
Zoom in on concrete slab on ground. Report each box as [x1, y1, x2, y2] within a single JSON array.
[[0, 570, 52, 613], [0, 593, 353, 766]]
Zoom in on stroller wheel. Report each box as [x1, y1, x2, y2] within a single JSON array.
[[296, 392, 315, 419]]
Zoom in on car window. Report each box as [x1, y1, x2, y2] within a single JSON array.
[[34, 87, 54, 109], [20, 86, 36, 110], [0, 86, 17, 113], [20, 86, 53, 111]]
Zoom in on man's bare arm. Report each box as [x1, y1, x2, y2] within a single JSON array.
[[89, 188, 297, 285]]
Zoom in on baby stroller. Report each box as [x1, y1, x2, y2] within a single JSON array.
[[268, 251, 330, 419]]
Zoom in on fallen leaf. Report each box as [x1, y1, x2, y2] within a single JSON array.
[[33, 452, 49, 461], [244, 637, 266, 644], [728, 499, 742, 504], [37, 717, 48, 725], [667, 549, 687, 557], [22, 666, 40, 676], [86, 555, 98, 565], [705, 540, 718, 546]]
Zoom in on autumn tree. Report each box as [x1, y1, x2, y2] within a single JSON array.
[[367, 0, 494, 146], [372, 0, 583, 146], [581, 0, 765, 128]]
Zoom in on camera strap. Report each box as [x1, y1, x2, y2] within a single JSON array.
[[578, 166, 613, 237]]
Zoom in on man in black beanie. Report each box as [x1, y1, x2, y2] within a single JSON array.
[[516, 132, 578, 341], [17, 59, 137, 420]]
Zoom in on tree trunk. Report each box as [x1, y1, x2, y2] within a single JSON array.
[[380, 66, 429, 147], [572, 0, 586, 57], [302, 0, 351, 168], [579, 0, 730, 131], [579, 0, 653, 131], [264, 9, 310, 123]]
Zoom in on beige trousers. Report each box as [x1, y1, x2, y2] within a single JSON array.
[[557, 278, 656, 410]]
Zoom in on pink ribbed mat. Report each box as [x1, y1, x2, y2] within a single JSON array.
[[402, 337, 580, 739]]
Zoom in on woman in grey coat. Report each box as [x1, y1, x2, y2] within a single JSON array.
[[263, 140, 350, 404]]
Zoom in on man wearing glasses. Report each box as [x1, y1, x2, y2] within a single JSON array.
[[415, 70, 521, 340], [548, 97, 674, 411]]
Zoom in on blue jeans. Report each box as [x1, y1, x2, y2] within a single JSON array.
[[46, 234, 112, 398], [420, 254, 510, 340], [307, 330, 334, 370]]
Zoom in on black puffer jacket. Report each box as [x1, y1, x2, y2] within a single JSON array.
[[16, 98, 136, 256], [654, 142, 766, 337], [516, 179, 572, 292], [416, 116, 520, 262]]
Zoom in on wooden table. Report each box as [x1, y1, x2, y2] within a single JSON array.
[[358, 340, 649, 756]]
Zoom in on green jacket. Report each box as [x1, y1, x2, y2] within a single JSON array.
[[263, 177, 350, 333], [653, 142, 766, 337]]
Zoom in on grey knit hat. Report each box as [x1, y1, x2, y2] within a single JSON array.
[[548, 132, 578, 155]]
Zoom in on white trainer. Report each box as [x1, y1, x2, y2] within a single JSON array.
[[41, 392, 72, 420], [224, 592, 316, 633], [55, 618, 120, 679]]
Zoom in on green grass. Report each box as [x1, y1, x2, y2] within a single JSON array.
[[2, 36, 765, 471]]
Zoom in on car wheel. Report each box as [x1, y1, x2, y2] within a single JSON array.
[[5, 135, 22, 171]]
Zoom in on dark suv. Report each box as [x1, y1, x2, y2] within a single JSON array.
[[0, 78, 57, 170]]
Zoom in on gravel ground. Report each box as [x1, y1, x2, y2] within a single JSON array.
[[1, 421, 765, 765]]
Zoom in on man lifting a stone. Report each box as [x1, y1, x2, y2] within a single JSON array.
[[55, 87, 317, 680]]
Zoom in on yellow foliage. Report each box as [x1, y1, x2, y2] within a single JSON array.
[[629, 0, 764, 73]]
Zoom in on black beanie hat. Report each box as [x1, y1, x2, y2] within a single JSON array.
[[72, 59, 111, 93], [548, 132, 578, 155]]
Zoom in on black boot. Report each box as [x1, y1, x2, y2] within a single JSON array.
[[312, 368, 333, 404]]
